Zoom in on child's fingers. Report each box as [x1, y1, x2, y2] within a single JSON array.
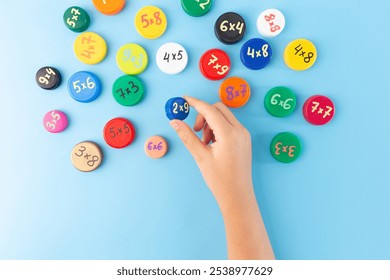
[[214, 102, 242, 127], [184, 96, 232, 135], [202, 123, 214, 145], [194, 113, 206, 132], [170, 120, 209, 162]]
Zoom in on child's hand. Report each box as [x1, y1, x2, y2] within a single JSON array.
[[170, 96, 274, 260], [169, 96, 253, 211]]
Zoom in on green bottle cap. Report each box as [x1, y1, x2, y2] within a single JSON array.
[[264, 86, 297, 117], [181, 0, 213, 17], [112, 75, 145, 106], [270, 132, 302, 163], [63, 6, 90, 33]]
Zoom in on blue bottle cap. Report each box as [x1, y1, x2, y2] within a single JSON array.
[[240, 38, 272, 70], [165, 97, 190, 120], [68, 71, 102, 103]]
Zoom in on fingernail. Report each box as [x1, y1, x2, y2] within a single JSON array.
[[170, 120, 180, 131]]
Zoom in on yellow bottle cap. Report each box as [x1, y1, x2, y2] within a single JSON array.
[[284, 38, 317, 71], [74, 32, 107, 65], [135, 6, 167, 39], [116, 43, 148, 75]]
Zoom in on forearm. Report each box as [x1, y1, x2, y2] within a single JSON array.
[[219, 189, 275, 260]]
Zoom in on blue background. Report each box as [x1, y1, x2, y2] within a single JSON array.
[[1, 0, 389, 260]]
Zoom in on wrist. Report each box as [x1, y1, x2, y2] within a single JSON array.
[[216, 185, 258, 216]]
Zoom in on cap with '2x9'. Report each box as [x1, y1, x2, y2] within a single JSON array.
[[165, 97, 190, 120]]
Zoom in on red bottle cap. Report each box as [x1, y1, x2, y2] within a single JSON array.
[[303, 95, 335, 125], [103, 117, 136, 148]]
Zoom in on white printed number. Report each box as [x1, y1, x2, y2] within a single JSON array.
[[172, 102, 189, 114], [220, 20, 244, 34], [73, 77, 96, 93], [247, 45, 269, 59], [208, 54, 229, 76], [196, 0, 210, 10], [311, 101, 333, 119], [271, 94, 293, 110], [66, 8, 81, 28]]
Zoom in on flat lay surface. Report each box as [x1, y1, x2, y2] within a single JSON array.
[[0, 0, 389, 259]]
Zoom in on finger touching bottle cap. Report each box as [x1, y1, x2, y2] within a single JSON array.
[[165, 97, 190, 120]]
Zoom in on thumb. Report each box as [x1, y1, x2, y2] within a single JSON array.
[[170, 120, 208, 163]]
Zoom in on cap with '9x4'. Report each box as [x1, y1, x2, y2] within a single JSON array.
[[36, 66, 62, 90]]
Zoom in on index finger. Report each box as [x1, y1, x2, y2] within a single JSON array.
[[184, 96, 232, 135]]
